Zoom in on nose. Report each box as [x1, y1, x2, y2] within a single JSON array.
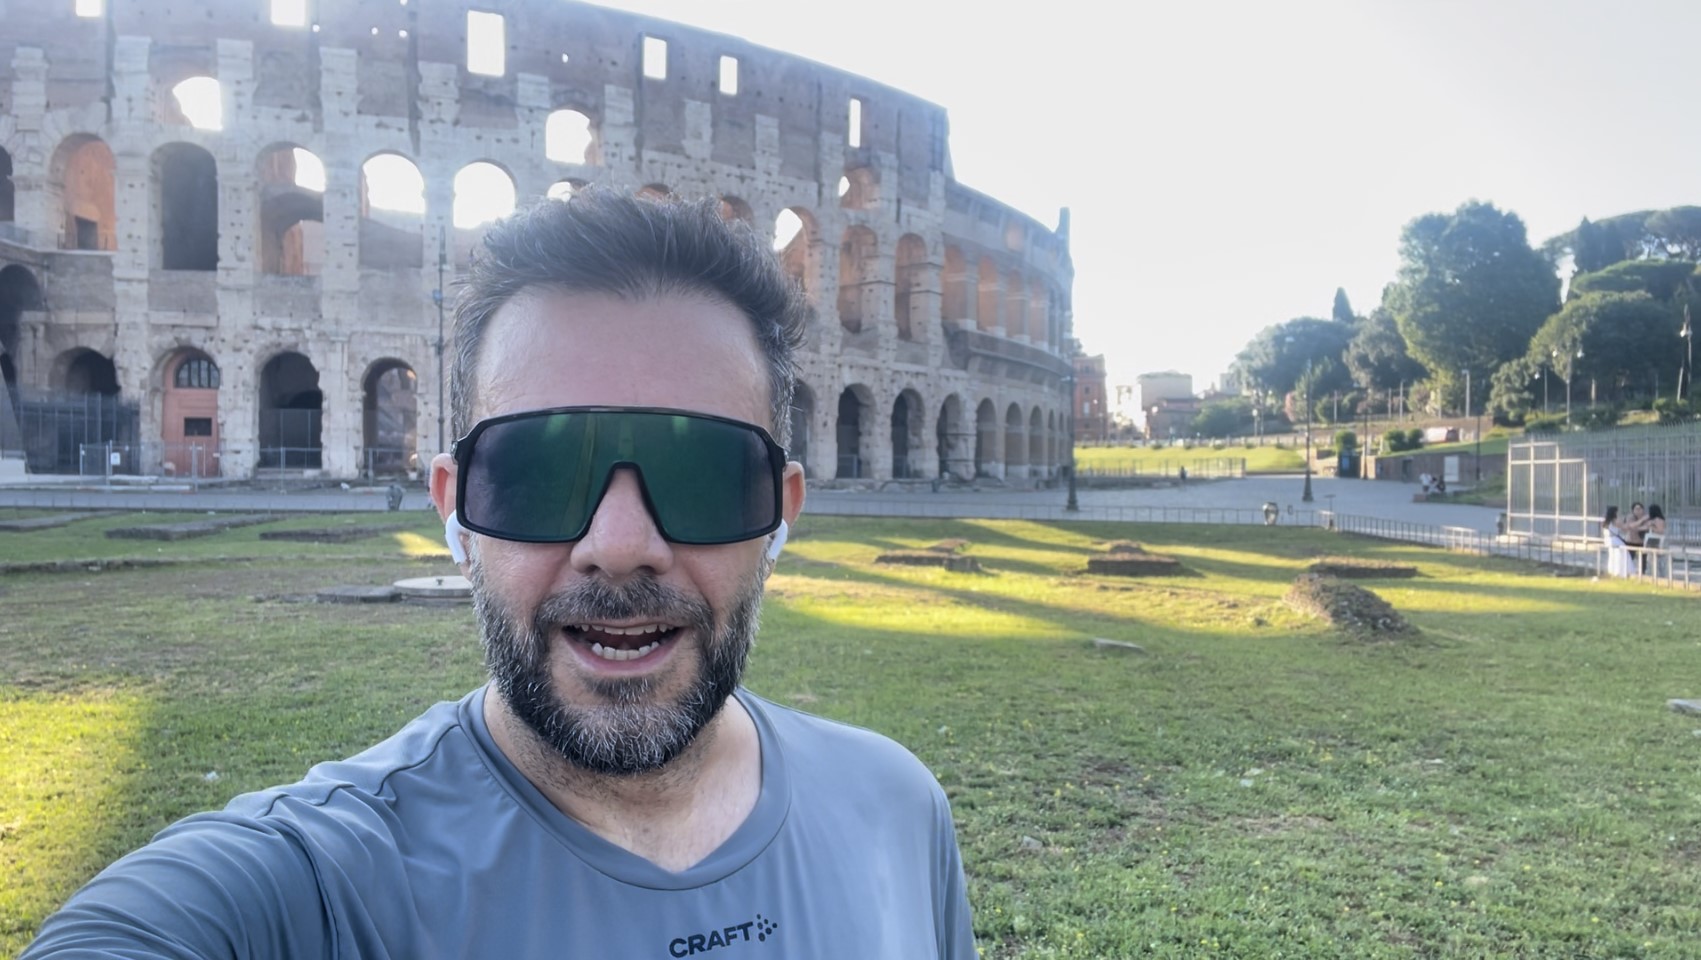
[[569, 466, 674, 580]]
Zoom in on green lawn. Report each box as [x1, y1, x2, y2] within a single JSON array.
[[4, 511, 1700, 957], [1075, 444, 1306, 475]]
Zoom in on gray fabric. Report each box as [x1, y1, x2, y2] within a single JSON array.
[[24, 687, 975, 959]]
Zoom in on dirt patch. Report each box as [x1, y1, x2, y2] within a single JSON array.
[[106, 514, 279, 541], [1305, 557, 1420, 579], [1085, 541, 1190, 577], [926, 538, 971, 554], [1284, 573, 1419, 638], [875, 551, 984, 573], [260, 524, 405, 543]]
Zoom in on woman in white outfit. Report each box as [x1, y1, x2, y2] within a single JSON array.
[[1602, 505, 1632, 578]]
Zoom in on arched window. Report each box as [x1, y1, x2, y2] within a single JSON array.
[[170, 77, 224, 131], [545, 110, 597, 165], [452, 162, 516, 230], [174, 356, 221, 389]]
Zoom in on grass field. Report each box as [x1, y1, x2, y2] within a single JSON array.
[[4, 509, 1700, 957], [1074, 444, 1306, 475]]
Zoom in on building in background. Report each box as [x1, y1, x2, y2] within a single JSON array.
[[1071, 353, 1109, 443], [0, 0, 1074, 484], [1138, 370, 1197, 442]]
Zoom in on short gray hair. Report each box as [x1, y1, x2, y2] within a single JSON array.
[[450, 188, 810, 447]]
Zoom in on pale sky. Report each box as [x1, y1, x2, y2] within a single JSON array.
[[595, 0, 1701, 395]]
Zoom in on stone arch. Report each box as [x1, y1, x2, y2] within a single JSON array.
[[453, 161, 516, 230], [718, 196, 754, 223], [774, 207, 817, 301], [160, 347, 221, 477], [152, 143, 218, 271], [257, 144, 325, 276], [942, 246, 969, 325], [0, 145, 13, 223], [839, 166, 878, 210], [453, 161, 517, 263], [50, 135, 116, 251], [894, 234, 927, 342], [976, 258, 1001, 333], [54, 347, 119, 395], [1029, 281, 1050, 349], [835, 383, 874, 479], [974, 397, 998, 478], [361, 359, 418, 477], [1005, 402, 1026, 479], [0, 265, 44, 388], [788, 381, 815, 474], [1028, 406, 1044, 475], [166, 76, 223, 130], [1004, 270, 1028, 339], [257, 351, 322, 469], [890, 387, 925, 479], [359, 152, 425, 269], [545, 108, 599, 165], [1047, 410, 1058, 474], [936, 393, 970, 481], [837, 226, 877, 334]]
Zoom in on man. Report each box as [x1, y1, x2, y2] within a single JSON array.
[[26, 190, 977, 958]]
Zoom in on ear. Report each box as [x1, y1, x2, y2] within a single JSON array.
[[781, 460, 805, 525], [429, 453, 470, 570]]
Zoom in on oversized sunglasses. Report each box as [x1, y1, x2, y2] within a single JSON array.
[[451, 406, 786, 545]]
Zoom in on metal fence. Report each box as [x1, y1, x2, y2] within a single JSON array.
[[258, 409, 322, 469], [12, 388, 139, 474], [1075, 458, 1248, 480], [1507, 422, 1701, 539]]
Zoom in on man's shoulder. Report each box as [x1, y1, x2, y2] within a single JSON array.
[[228, 692, 478, 818], [743, 692, 944, 801]]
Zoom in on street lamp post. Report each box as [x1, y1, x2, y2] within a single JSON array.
[[1063, 373, 1079, 512], [1463, 368, 1480, 481], [1302, 357, 1314, 503], [1682, 308, 1694, 402]]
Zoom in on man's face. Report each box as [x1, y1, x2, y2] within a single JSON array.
[[433, 289, 802, 775]]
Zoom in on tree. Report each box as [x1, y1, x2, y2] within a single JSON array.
[[1386, 200, 1561, 408], [1344, 306, 1428, 392], [1332, 287, 1355, 325], [1487, 355, 1542, 423], [1232, 317, 1356, 399], [1568, 259, 1697, 303], [1528, 291, 1681, 405], [1645, 207, 1701, 260], [1191, 397, 1251, 439], [1571, 217, 1620, 274]]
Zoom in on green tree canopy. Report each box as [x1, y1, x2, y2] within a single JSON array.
[[1191, 397, 1252, 439], [1233, 316, 1356, 399], [1528, 291, 1681, 404], [1388, 200, 1561, 405], [1332, 287, 1355, 324], [1344, 306, 1428, 392], [1568, 259, 1697, 303]]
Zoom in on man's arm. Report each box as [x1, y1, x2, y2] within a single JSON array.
[[23, 814, 331, 959], [932, 791, 978, 960]]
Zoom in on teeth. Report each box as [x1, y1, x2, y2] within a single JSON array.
[[575, 623, 665, 636], [588, 641, 660, 662]]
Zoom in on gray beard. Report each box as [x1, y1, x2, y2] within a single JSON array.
[[471, 562, 764, 777]]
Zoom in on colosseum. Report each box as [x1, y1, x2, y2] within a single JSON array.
[[0, 0, 1075, 486]]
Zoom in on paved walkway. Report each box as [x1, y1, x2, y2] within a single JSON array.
[[0, 473, 1504, 532]]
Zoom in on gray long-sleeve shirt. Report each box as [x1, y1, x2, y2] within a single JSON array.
[[25, 687, 976, 959]]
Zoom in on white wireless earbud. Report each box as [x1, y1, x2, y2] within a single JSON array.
[[444, 511, 470, 564], [766, 519, 789, 562]]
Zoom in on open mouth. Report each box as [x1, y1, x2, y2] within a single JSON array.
[[563, 622, 683, 662]]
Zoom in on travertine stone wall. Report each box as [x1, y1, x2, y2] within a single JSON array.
[[0, 0, 1074, 483]]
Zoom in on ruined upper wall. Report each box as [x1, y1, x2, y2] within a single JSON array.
[[1, 0, 963, 204]]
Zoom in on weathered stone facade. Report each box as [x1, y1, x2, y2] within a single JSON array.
[[0, 0, 1074, 483]]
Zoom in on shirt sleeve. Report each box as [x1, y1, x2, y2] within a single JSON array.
[[932, 790, 978, 960], [21, 814, 332, 960]]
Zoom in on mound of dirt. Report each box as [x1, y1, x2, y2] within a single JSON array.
[[927, 538, 971, 554], [1086, 541, 1190, 577], [1304, 557, 1420, 579], [1284, 573, 1417, 638]]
